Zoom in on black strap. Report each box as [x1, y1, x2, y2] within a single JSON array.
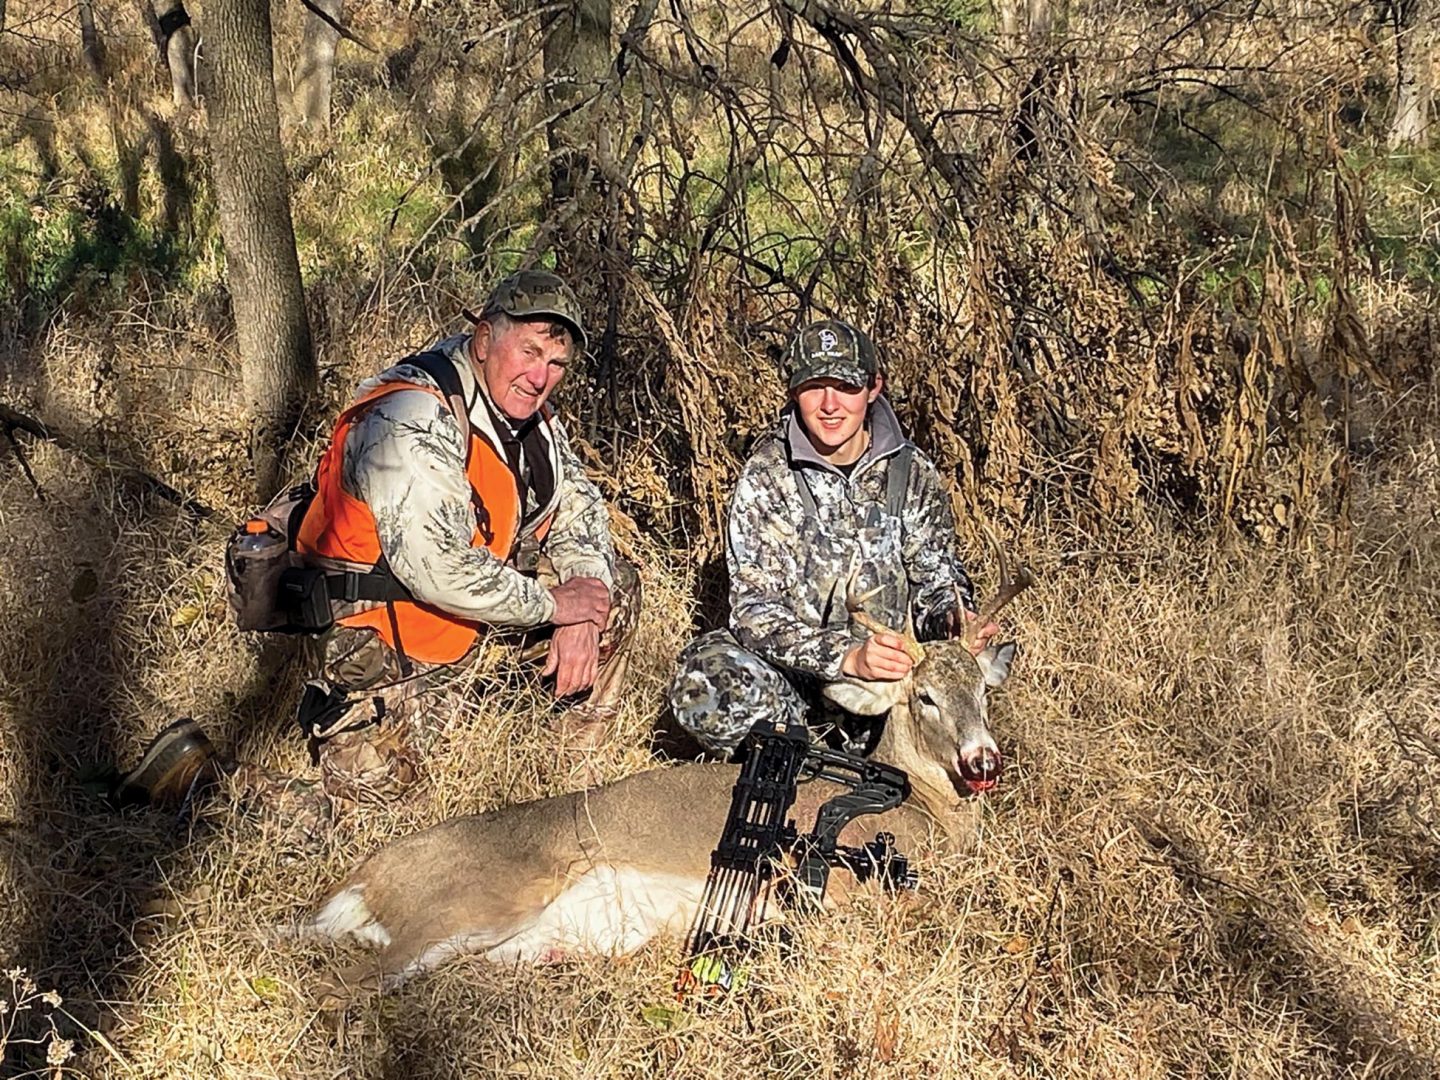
[[157, 4, 191, 38], [324, 568, 411, 604], [475, 389, 556, 533], [885, 445, 914, 520], [403, 350, 473, 457], [385, 600, 413, 677], [403, 348, 498, 537]]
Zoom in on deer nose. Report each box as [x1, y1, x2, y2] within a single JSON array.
[[958, 746, 1003, 792]]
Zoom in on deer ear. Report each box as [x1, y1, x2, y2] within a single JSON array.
[[823, 677, 908, 716], [977, 641, 1016, 688]]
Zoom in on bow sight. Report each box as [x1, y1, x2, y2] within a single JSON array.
[[678, 719, 919, 997]]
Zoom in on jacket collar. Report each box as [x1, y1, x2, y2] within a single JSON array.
[[436, 334, 548, 446], [783, 394, 907, 477], [436, 334, 564, 524]]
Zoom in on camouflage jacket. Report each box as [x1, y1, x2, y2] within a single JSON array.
[[337, 335, 614, 630], [726, 397, 974, 680]]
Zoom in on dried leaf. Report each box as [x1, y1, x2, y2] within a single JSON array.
[[641, 1004, 679, 1030], [170, 603, 203, 628]]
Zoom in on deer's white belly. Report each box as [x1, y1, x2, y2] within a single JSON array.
[[486, 866, 705, 963]]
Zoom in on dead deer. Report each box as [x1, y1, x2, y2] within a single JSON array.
[[296, 542, 1034, 1003]]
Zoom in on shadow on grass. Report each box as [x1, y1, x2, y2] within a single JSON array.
[[1144, 821, 1439, 1079], [0, 468, 302, 1073]]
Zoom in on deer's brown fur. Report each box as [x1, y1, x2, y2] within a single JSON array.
[[300, 635, 1014, 1007], [301, 542, 1031, 1005]]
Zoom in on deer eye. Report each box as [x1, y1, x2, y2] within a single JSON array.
[[917, 691, 938, 709]]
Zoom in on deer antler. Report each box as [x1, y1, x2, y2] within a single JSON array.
[[845, 572, 926, 665], [961, 525, 1035, 651]]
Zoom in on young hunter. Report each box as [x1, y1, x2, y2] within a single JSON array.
[[668, 318, 998, 756], [122, 271, 640, 819]]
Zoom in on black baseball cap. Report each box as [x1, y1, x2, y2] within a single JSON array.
[[785, 319, 878, 390]]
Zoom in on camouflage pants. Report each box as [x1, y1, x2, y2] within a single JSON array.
[[668, 628, 873, 756], [301, 556, 642, 804]]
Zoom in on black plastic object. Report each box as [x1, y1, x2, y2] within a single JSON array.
[[678, 720, 916, 997]]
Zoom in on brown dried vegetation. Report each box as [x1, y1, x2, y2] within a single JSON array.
[[2, 0, 1439, 1075]]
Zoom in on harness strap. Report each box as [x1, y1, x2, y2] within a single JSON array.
[[885, 445, 914, 520], [402, 350, 473, 465], [399, 348, 496, 542], [793, 444, 915, 522]]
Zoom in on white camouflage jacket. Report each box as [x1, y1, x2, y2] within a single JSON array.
[[337, 335, 614, 630]]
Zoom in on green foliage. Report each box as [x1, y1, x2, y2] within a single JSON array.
[[289, 90, 490, 285], [1349, 145, 1440, 286], [0, 138, 210, 326], [910, 0, 988, 29]]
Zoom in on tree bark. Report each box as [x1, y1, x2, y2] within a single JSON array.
[[154, 0, 198, 110], [204, 0, 315, 499], [542, 0, 613, 206], [293, 0, 342, 129], [79, 0, 106, 81], [1390, 0, 1436, 148]]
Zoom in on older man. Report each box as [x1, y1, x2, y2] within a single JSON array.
[[668, 318, 995, 757], [122, 271, 639, 815]]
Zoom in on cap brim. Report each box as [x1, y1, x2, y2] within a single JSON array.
[[788, 368, 871, 391]]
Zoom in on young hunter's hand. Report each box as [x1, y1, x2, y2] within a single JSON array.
[[842, 633, 914, 681], [949, 607, 1000, 656], [545, 622, 601, 698], [549, 576, 611, 628]]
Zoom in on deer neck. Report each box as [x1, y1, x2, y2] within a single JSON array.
[[872, 701, 963, 822]]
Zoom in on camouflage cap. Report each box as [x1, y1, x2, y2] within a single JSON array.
[[480, 269, 588, 352], [785, 319, 879, 390]]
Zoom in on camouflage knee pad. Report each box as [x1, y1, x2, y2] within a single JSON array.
[[668, 629, 807, 754]]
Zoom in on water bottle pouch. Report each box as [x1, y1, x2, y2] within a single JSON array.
[[225, 483, 316, 632]]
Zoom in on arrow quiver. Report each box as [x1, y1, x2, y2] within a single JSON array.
[[678, 719, 918, 998]]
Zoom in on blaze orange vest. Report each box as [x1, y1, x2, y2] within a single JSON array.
[[297, 377, 552, 665]]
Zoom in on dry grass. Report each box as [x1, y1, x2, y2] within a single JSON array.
[[3, 1, 1440, 1075], [2, 299, 1438, 1076]]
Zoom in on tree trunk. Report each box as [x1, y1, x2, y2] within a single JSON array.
[[204, 0, 315, 499], [542, 0, 613, 207], [1390, 0, 1436, 148], [293, 0, 342, 129], [79, 0, 106, 81], [155, 0, 198, 110]]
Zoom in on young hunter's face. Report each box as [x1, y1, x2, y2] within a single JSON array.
[[476, 319, 571, 421], [793, 377, 881, 464]]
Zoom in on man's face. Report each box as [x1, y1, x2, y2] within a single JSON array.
[[473, 319, 572, 421], [792, 376, 881, 460]]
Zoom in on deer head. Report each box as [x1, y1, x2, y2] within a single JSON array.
[[824, 531, 1034, 815]]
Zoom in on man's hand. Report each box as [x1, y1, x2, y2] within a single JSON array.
[[549, 576, 611, 628], [545, 622, 601, 698], [842, 633, 914, 681], [948, 607, 1000, 656]]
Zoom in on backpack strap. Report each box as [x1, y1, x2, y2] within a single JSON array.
[[885, 445, 914, 521], [402, 349, 473, 465], [401, 348, 494, 534]]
